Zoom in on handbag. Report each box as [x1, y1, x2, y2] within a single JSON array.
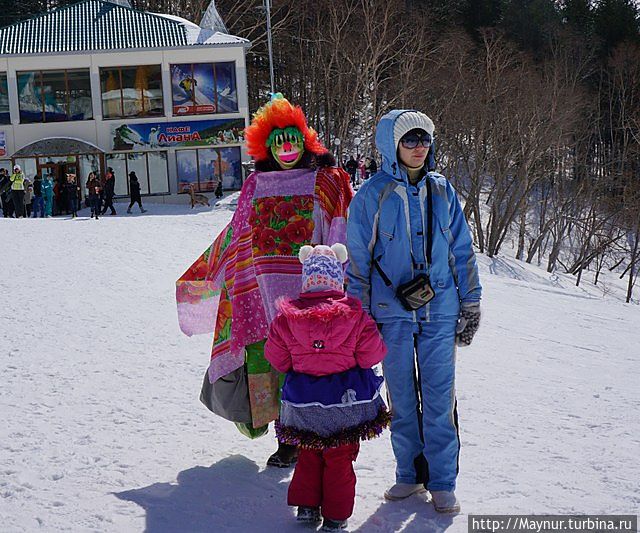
[[199, 365, 252, 424]]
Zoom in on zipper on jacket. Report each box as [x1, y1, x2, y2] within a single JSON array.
[[392, 162, 397, 176]]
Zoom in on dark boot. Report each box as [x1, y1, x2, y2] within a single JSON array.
[[321, 518, 348, 531], [266, 442, 298, 468], [297, 506, 321, 523]]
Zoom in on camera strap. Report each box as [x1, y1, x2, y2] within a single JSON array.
[[373, 176, 433, 288], [426, 177, 433, 267]]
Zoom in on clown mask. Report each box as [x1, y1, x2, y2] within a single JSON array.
[[267, 126, 304, 169]]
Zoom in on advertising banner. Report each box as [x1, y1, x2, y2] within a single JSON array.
[[111, 118, 245, 151], [171, 62, 238, 116], [0, 131, 6, 157]]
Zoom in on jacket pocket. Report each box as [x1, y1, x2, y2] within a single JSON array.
[[378, 228, 394, 241]]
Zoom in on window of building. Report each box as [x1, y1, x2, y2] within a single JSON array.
[[170, 62, 238, 116], [176, 146, 242, 193], [100, 65, 164, 119], [0, 160, 12, 173], [79, 154, 101, 185], [0, 73, 9, 125], [17, 69, 92, 123], [105, 151, 169, 195], [13, 158, 38, 179]]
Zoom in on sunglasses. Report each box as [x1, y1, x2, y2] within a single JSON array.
[[400, 133, 432, 149]]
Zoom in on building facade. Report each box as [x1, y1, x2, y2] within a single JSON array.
[[0, 0, 250, 202]]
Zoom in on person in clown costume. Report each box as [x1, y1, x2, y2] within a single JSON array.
[[176, 94, 353, 467]]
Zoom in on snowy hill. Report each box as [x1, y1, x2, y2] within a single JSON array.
[[1, 201, 638, 532]]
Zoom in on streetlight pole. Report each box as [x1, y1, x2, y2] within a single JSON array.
[[334, 138, 342, 163], [264, 0, 275, 94]]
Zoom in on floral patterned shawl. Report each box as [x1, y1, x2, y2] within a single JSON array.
[[176, 166, 352, 425]]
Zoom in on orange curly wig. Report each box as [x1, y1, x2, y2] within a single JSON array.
[[245, 94, 328, 162]]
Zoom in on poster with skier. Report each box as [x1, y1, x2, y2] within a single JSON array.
[[170, 62, 238, 116]]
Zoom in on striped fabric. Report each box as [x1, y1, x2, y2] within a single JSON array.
[[0, 0, 245, 55], [176, 167, 353, 383]]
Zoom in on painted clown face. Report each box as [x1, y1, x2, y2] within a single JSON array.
[[267, 126, 304, 169]]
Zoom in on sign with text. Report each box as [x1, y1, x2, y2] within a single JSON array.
[[111, 118, 245, 151]]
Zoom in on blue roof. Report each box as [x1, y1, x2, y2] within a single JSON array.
[[0, 0, 247, 56]]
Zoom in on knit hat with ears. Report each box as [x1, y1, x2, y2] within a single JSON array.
[[298, 244, 348, 293]]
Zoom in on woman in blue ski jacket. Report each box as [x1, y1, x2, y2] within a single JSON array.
[[346, 110, 482, 514]]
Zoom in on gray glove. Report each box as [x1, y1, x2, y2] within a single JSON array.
[[456, 302, 481, 347]]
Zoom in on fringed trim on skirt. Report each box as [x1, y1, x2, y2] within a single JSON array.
[[275, 407, 392, 450]]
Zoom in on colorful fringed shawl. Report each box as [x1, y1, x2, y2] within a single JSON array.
[[176, 166, 352, 428]]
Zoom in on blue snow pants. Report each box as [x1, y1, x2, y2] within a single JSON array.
[[43, 192, 53, 217], [380, 319, 459, 491], [32, 196, 44, 218]]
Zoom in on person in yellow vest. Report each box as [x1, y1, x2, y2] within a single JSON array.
[[10, 165, 26, 218]]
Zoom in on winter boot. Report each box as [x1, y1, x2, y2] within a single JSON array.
[[141, 208, 147, 213], [266, 443, 298, 468], [430, 490, 460, 514], [127, 207, 132, 214], [384, 483, 427, 501], [321, 518, 348, 531], [297, 506, 321, 523]]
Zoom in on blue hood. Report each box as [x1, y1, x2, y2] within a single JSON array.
[[375, 109, 436, 182]]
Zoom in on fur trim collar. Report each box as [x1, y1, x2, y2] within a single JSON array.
[[276, 294, 361, 322]]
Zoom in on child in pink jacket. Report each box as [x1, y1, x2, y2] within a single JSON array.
[[265, 244, 390, 532]]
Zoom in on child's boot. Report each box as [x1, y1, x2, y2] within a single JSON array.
[[297, 506, 321, 523], [321, 518, 348, 531]]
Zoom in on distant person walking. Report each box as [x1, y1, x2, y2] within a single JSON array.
[[24, 179, 33, 218], [10, 164, 26, 218], [365, 157, 377, 179], [64, 174, 80, 218], [0, 168, 14, 218], [344, 156, 358, 187], [32, 175, 44, 218], [86, 172, 101, 219], [101, 167, 116, 215], [126, 171, 147, 214], [42, 173, 54, 217], [358, 159, 366, 185]]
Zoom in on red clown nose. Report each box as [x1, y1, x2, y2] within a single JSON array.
[[283, 141, 292, 151]]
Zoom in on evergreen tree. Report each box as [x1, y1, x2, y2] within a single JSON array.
[[500, 0, 561, 53], [593, 0, 640, 54], [0, 0, 76, 28], [462, 0, 504, 34]]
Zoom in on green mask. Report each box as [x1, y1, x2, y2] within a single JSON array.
[[267, 126, 304, 169]]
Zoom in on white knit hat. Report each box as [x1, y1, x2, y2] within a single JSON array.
[[393, 111, 435, 150], [299, 244, 348, 293]]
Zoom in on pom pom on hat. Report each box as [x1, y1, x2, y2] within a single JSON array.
[[298, 245, 314, 263], [393, 111, 435, 150], [330, 243, 348, 264], [300, 244, 348, 293]]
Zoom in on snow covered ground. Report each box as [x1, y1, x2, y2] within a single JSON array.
[[1, 198, 639, 533]]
